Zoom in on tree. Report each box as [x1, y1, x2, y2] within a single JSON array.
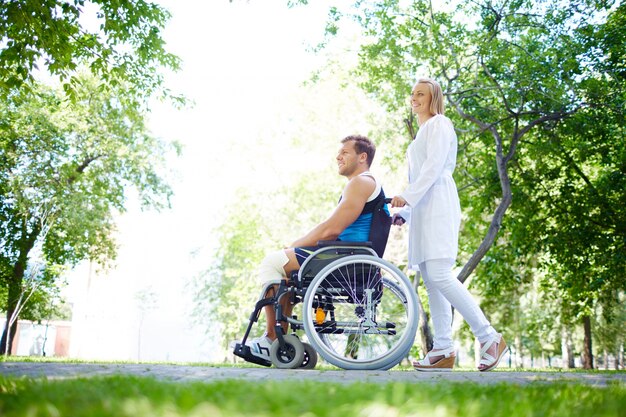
[[134, 286, 157, 361], [191, 194, 274, 357], [189, 69, 399, 356], [346, 0, 596, 279], [191, 171, 341, 355], [310, 0, 624, 368], [0, 0, 180, 103], [472, 2, 626, 367], [0, 76, 177, 354]]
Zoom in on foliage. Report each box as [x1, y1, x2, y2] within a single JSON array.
[[0, 256, 66, 321], [0, 0, 181, 104], [190, 71, 388, 354], [594, 293, 626, 366], [0, 76, 175, 264], [469, 2, 626, 363], [191, 170, 340, 353], [312, 0, 625, 367], [0, 76, 177, 350], [191, 193, 273, 350], [0, 374, 625, 417]]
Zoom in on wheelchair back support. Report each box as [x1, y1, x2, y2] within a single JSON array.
[[367, 195, 392, 257]]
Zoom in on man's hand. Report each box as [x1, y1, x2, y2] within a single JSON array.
[[391, 195, 407, 208]]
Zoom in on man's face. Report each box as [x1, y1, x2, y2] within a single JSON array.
[[336, 140, 363, 177]]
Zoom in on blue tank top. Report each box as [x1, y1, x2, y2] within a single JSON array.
[[338, 213, 373, 241], [337, 178, 390, 242]]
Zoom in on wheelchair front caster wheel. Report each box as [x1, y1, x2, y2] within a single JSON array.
[[300, 342, 318, 369], [270, 334, 305, 369]]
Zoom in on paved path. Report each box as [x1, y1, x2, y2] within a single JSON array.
[[0, 362, 623, 386]]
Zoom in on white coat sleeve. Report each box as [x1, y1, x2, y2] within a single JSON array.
[[398, 206, 411, 222], [400, 117, 452, 207]]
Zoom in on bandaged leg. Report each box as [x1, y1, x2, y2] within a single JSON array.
[[257, 250, 291, 340], [257, 250, 290, 286]]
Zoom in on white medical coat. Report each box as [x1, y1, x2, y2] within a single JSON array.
[[398, 114, 461, 270]]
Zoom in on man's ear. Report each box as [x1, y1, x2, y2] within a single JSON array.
[[359, 152, 368, 164]]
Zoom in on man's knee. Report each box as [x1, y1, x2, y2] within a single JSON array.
[[257, 250, 290, 285]]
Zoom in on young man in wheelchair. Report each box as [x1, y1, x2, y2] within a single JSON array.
[[237, 135, 389, 363]]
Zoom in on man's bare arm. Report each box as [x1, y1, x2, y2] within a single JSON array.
[[290, 176, 375, 248]]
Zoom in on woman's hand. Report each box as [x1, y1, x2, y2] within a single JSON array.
[[392, 213, 406, 226], [391, 196, 407, 208], [390, 196, 407, 226]]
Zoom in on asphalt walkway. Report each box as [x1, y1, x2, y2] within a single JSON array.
[[0, 362, 623, 386]]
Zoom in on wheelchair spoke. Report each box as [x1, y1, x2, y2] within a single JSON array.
[[303, 255, 418, 370]]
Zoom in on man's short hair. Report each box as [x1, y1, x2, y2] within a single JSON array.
[[341, 135, 376, 167]]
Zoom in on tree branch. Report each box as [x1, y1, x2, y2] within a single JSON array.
[[404, 111, 416, 140], [480, 57, 517, 116], [65, 154, 102, 185], [448, 93, 513, 284], [457, 185, 512, 284], [517, 109, 577, 138]]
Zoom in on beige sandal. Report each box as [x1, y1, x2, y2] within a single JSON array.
[[413, 346, 456, 372], [478, 333, 508, 372]]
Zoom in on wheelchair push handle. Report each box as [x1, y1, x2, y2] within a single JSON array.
[[385, 197, 406, 225]]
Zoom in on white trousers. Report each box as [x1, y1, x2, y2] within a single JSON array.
[[419, 258, 496, 349]]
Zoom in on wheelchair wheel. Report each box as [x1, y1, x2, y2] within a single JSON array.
[[300, 342, 318, 369], [302, 255, 418, 370], [269, 334, 305, 369]]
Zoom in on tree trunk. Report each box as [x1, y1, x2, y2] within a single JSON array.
[[412, 272, 433, 356], [457, 190, 512, 284], [515, 334, 524, 368], [1, 269, 25, 355], [417, 297, 433, 356], [561, 326, 575, 368], [582, 315, 594, 369], [448, 99, 517, 285], [1, 223, 40, 355]]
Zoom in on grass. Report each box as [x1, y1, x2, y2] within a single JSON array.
[[0, 358, 624, 416], [0, 373, 624, 417]]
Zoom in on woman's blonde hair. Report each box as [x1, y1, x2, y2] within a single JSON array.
[[415, 77, 445, 115]]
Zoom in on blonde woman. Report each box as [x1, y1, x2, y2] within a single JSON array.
[[391, 78, 508, 372]]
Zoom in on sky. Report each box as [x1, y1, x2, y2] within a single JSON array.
[[64, 1, 353, 362]]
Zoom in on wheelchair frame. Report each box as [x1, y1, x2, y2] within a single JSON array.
[[232, 241, 419, 370]]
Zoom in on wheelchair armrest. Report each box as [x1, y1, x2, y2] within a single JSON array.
[[317, 240, 374, 248]]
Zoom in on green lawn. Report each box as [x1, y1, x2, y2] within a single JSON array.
[[0, 374, 624, 417]]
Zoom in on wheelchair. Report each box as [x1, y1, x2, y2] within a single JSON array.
[[232, 198, 419, 370]]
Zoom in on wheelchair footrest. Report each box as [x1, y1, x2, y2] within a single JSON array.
[[233, 343, 272, 367]]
